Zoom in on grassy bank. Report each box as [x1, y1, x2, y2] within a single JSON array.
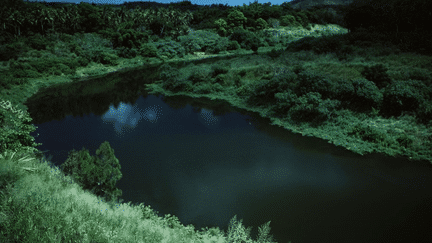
[[1, 22, 432, 243]]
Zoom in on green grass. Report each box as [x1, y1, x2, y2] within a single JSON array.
[[0, 149, 278, 243], [1, 21, 432, 243]]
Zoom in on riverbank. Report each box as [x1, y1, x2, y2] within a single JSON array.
[[1, 25, 431, 166]]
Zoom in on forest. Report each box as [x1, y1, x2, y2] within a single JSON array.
[[0, 0, 432, 242]]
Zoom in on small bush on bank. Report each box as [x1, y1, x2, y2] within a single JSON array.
[[288, 92, 341, 126], [153, 40, 186, 59], [361, 63, 392, 89], [350, 78, 383, 113], [381, 79, 428, 118], [0, 100, 41, 156], [247, 68, 297, 106], [294, 70, 335, 100], [139, 43, 160, 58]]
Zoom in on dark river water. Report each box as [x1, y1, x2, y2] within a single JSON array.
[[29, 93, 432, 243]]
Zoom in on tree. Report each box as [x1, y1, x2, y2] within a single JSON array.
[[227, 9, 247, 30], [60, 141, 123, 204]]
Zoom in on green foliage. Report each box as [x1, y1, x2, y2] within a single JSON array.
[[255, 18, 269, 30], [97, 22, 150, 50], [350, 78, 383, 112], [211, 64, 229, 77], [59, 141, 123, 204], [227, 40, 241, 51], [294, 70, 335, 100], [178, 30, 227, 55], [280, 15, 300, 27], [361, 64, 392, 89], [247, 68, 297, 106], [0, 72, 29, 89], [116, 47, 139, 59], [214, 18, 229, 37], [289, 92, 341, 126], [267, 18, 280, 29], [382, 80, 427, 118], [0, 41, 30, 62], [228, 28, 260, 51], [24, 33, 48, 51], [8, 60, 42, 79], [97, 52, 119, 66], [226, 9, 247, 30], [188, 66, 211, 84], [153, 40, 186, 59], [347, 122, 389, 144], [205, 37, 229, 54], [139, 43, 160, 58], [272, 90, 299, 118], [159, 63, 192, 92], [0, 100, 42, 157]]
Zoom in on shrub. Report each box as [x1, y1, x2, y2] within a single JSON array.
[[116, 46, 139, 58], [247, 68, 296, 106], [268, 48, 284, 58], [139, 43, 160, 58], [347, 122, 389, 144], [8, 60, 42, 78], [272, 90, 299, 117], [178, 30, 227, 55], [153, 40, 186, 59], [0, 100, 42, 156], [0, 41, 30, 62], [59, 141, 123, 204], [311, 35, 343, 55], [0, 72, 28, 89], [228, 28, 260, 51], [188, 66, 212, 84], [294, 70, 335, 100], [77, 56, 90, 67], [97, 21, 150, 49], [24, 33, 48, 50], [227, 40, 241, 51], [361, 63, 392, 89], [381, 79, 427, 118], [98, 52, 119, 66], [349, 78, 383, 112], [289, 92, 341, 126], [211, 63, 229, 77], [205, 37, 229, 54], [159, 64, 192, 92]]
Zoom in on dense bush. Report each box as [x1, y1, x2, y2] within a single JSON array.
[[159, 63, 192, 92], [347, 122, 390, 144], [24, 33, 49, 51], [139, 43, 160, 58], [115, 46, 139, 59], [0, 41, 30, 62], [8, 60, 43, 79], [381, 80, 428, 118], [228, 27, 260, 51], [178, 30, 228, 55], [153, 40, 186, 59], [59, 141, 123, 204], [361, 64, 392, 89], [272, 89, 299, 118], [188, 65, 212, 84], [0, 100, 42, 156], [0, 72, 29, 89], [211, 63, 230, 77], [227, 40, 241, 51], [288, 92, 341, 126], [349, 78, 383, 113], [97, 21, 150, 49], [247, 68, 297, 106], [294, 70, 334, 100]]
